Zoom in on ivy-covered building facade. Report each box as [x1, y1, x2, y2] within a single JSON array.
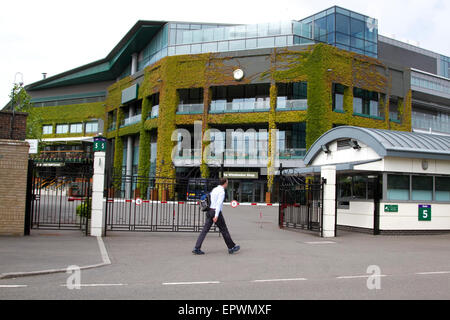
[[16, 6, 450, 203]]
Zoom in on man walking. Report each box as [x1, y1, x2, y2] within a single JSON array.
[[192, 178, 240, 255]]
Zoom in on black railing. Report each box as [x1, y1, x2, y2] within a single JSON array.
[[279, 175, 324, 236], [104, 173, 220, 234]]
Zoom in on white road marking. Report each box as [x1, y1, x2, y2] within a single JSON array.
[[252, 278, 307, 283], [162, 281, 220, 286], [337, 275, 387, 279], [416, 271, 450, 275], [97, 236, 111, 265], [0, 285, 28, 288], [60, 284, 127, 287], [305, 241, 336, 245]]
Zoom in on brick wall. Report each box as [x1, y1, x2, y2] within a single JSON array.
[[0, 111, 28, 141], [0, 140, 29, 236]]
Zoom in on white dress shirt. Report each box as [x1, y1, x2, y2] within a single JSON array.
[[210, 185, 225, 218]]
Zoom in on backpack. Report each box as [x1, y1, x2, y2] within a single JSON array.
[[200, 192, 211, 212]]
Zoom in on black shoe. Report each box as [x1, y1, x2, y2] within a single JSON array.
[[228, 245, 240, 254], [192, 248, 205, 255]]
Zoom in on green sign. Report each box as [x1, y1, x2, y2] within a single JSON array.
[[384, 205, 398, 213], [419, 205, 432, 221], [93, 136, 106, 152]]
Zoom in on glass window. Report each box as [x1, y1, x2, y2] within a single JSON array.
[[436, 177, 450, 201], [338, 176, 352, 198], [336, 13, 350, 34], [217, 41, 229, 52], [229, 39, 245, 51], [213, 27, 225, 41], [42, 125, 53, 135], [56, 124, 69, 134], [336, 32, 350, 45], [351, 37, 364, 50], [246, 38, 257, 49], [350, 17, 365, 39], [191, 44, 201, 54], [257, 37, 274, 48], [201, 42, 217, 53], [412, 176, 433, 201], [275, 36, 287, 47], [85, 121, 98, 133], [353, 97, 363, 114], [353, 176, 367, 199], [388, 175, 410, 200], [70, 123, 82, 133], [327, 14, 335, 33], [257, 23, 269, 37]]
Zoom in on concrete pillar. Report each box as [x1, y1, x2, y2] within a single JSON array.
[[125, 136, 133, 198], [131, 53, 138, 75], [91, 151, 106, 237], [321, 165, 336, 238]]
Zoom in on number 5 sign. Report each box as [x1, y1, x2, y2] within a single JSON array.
[[419, 205, 432, 221]]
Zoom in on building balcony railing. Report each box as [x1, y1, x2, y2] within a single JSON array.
[[31, 151, 93, 163], [277, 148, 306, 159], [176, 103, 204, 115], [210, 99, 270, 114], [412, 112, 450, 134], [276, 98, 308, 111], [120, 114, 142, 128], [173, 148, 306, 161]]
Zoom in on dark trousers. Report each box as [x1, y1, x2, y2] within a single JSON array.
[[195, 209, 235, 250]]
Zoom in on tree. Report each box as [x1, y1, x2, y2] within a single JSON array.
[[9, 84, 42, 140]]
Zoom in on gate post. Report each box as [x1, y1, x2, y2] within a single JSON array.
[[91, 151, 106, 236], [321, 166, 336, 238]]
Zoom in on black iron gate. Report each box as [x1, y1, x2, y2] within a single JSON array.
[[27, 162, 93, 235], [279, 174, 324, 236], [105, 172, 219, 234]]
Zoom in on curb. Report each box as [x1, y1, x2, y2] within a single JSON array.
[[0, 237, 111, 280]]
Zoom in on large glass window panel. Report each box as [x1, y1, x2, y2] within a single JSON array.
[[353, 176, 367, 199], [246, 24, 257, 38], [365, 41, 377, 54], [280, 21, 292, 35], [176, 45, 190, 55], [365, 18, 378, 42], [275, 36, 287, 47], [246, 38, 257, 49], [353, 97, 363, 114], [327, 14, 335, 33], [338, 176, 352, 198], [327, 32, 335, 44], [314, 17, 327, 40], [336, 14, 350, 34], [436, 177, 450, 201], [370, 100, 379, 117], [42, 125, 53, 135], [412, 176, 433, 201], [56, 124, 69, 134], [70, 123, 82, 133], [191, 44, 201, 54], [229, 39, 245, 51], [182, 30, 192, 44], [351, 37, 364, 50], [192, 30, 202, 43], [203, 28, 214, 42], [334, 94, 344, 111], [218, 41, 229, 52], [202, 42, 217, 53], [257, 37, 275, 48], [85, 121, 98, 133], [257, 23, 269, 37], [388, 175, 410, 200], [213, 27, 225, 41], [336, 32, 350, 45], [336, 43, 350, 51], [336, 7, 350, 16], [268, 22, 281, 36]]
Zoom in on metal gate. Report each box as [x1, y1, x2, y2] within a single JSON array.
[[105, 172, 219, 234], [27, 162, 93, 235], [279, 174, 324, 236]]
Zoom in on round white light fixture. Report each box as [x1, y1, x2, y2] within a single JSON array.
[[233, 69, 244, 81]]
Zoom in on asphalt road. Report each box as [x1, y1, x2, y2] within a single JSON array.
[[1, 205, 450, 300]]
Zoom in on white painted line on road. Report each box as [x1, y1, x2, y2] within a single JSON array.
[[305, 241, 336, 245], [253, 278, 307, 283], [60, 284, 127, 287], [0, 285, 28, 288], [162, 281, 221, 286], [416, 271, 450, 275], [337, 275, 387, 279], [97, 236, 111, 265]]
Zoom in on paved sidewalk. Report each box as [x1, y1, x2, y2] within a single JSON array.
[[0, 230, 105, 278]]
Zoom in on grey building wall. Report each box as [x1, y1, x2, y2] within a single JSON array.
[[378, 41, 437, 75]]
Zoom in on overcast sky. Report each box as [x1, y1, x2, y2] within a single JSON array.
[[1, 0, 449, 107]]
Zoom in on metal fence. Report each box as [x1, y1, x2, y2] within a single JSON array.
[[28, 163, 93, 235], [279, 174, 324, 236], [105, 173, 220, 234]]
